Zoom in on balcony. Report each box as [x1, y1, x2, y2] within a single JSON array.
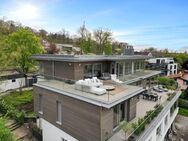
[[108, 88, 181, 141]]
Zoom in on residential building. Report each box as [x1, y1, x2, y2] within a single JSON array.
[[0, 70, 37, 93], [146, 57, 178, 76], [32, 54, 180, 141], [55, 44, 80, 55]]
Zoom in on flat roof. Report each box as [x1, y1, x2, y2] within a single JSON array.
[[32, 54, 150, 62], [34, 79, 145, 108]]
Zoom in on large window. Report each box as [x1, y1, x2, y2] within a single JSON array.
[[84, 64, 102, 78], [156, 124, 162, 136], [125, 62, 132, 75], [39, 94, 43, 114], [56, 101, 62, 124], [94, 64, 102, 77], [84, 64, 93, 78]]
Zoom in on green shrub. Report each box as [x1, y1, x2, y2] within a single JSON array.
[[0, 118, 15, 141], [132, 118, 146, 135], [178, 107, 188, 117], [158, 77, 177, 90], [180, 88, 188, 100], [179, 98, 188, 109]]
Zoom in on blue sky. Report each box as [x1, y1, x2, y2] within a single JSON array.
[[0, 0, 188, 51]]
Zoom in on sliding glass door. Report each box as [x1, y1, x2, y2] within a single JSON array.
[[113, 103, 126, 128]]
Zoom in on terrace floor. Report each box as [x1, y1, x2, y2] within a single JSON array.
[[108, 89, 174, 141], [36, 79, 144, 108]]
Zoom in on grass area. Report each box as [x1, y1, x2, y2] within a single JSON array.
[[0, 118, 15, 141], [0, 90, 34, 124], [2, 90, 33, 107], [178, 107, 188, 117]]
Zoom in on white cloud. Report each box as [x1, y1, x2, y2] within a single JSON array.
[[8, 4, 41, 20]]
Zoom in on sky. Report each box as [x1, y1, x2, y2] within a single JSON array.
[[0, 0, 188, 51]]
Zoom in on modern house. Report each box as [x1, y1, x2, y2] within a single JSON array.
[[146, 57, 178, 76], [32, 53, 180, 141]]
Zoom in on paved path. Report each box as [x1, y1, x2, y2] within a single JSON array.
[[173, 115, 188, 141]]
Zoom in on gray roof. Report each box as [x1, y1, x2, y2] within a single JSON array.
[[32, 54, 151, 62]]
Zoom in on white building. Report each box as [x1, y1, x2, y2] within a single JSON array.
[[147, 57, 178, 76], [0, 70, 26, 93]]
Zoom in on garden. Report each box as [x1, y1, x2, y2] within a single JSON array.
[[0, 90, 34, 124]]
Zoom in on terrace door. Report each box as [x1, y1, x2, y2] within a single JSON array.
[[113, 103, 126, 128]]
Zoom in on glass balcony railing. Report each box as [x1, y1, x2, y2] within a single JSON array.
[[109, 88, 181, 141]]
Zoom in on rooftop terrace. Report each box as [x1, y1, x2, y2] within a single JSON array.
[[35, 78, 145, 108]]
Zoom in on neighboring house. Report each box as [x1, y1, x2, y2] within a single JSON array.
[[55, 43, 80, 55], [0, 70, 37, 93], [146, 57, 178, 76], [32, 52, 180, 141], [0, 70, 25, 93], [169, 71, 188, 91]]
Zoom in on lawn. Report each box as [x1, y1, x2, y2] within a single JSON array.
[[2, 90, 33, 107], [178, 107, 188, 117]]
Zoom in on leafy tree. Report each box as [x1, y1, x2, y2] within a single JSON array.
[[93, 28, 112, 54], [77, 23, 91, 54], [3, 28, 44, 74], [104, 41, 112, 55]]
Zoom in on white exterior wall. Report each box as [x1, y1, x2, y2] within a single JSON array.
[[145, 108, 178, 141], [167, 63, 178, 76], [0, 77, 25, 92], [148, 58, 174, 64], [40, 118, 78, 141]]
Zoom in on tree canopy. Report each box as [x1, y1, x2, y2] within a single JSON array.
[[2, 28, 44, 73]]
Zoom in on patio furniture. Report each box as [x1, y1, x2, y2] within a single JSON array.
[[110, 74, 123, 83], [75, 78, 106, 95], [100, 85, 115, 91], [150, 94, 159, 101], [153, 86, 163, 92], [100, 72, 111, 80]]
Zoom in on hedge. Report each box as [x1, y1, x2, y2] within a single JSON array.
[[179, 98, 188, 109]]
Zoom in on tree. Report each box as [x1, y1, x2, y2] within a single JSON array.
[[46, 42, 60, 54], [77, 23, 91, 54], [39, 29, 48, 39], [3, 28, 44, 74], [93, 28, 112, 54], [104, 41, 112, 55]]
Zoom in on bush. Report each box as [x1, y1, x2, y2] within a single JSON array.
[[179, 98, 188, 109], [0, 118, 15, 141], [179, 107, 188, 117], [180, 88, 188, 100], [132, 118, 146, 135], [158, 77, 177, 90]]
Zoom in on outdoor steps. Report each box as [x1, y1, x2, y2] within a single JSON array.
[[6, 120, 21, 131], [10, 123, 21, 131]]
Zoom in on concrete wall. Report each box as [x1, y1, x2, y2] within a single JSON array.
[[41, 118, 78, 141], [0, 77, 25, 92]]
